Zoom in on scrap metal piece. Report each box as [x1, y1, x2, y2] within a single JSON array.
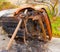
[[6, 19, 22, 50], [0, 5, 52, 43]]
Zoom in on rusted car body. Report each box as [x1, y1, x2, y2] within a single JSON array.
[[0, 4, 52, 43]]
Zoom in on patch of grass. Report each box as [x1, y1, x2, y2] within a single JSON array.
[[51, 17, 60, 38], [0, 2, 18, 11], [46, 8, 60, 37], [0, 0, 6, 2]]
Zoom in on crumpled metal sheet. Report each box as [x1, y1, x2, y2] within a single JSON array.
[[0, 9, 60, 52]]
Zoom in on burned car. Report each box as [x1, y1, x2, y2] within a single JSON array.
[[0, 4, 52, 44]]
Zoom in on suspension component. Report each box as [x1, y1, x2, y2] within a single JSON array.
[[1, 4, 52, 43]]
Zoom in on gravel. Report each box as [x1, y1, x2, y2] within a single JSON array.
[[0, 34, 60, 52]]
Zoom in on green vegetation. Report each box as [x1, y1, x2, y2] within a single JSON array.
[[0, 0, 6, 2], [0, 1, 17, 11], [51, 17, 60, 38], [47, 9, 60, 38]]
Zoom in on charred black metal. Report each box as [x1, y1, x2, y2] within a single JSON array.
[[0, 8, 51, 43]]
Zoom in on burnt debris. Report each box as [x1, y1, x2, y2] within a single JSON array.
[[0, 7, 52, 44]]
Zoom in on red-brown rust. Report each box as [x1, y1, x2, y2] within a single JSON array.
[[1, 4, 52, 43], [14, 4, 34, 15], [40, 8, 52, 40], [13, 4, 52, 41]]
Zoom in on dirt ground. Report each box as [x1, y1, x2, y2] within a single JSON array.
[[0, 33, 60, 52]]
